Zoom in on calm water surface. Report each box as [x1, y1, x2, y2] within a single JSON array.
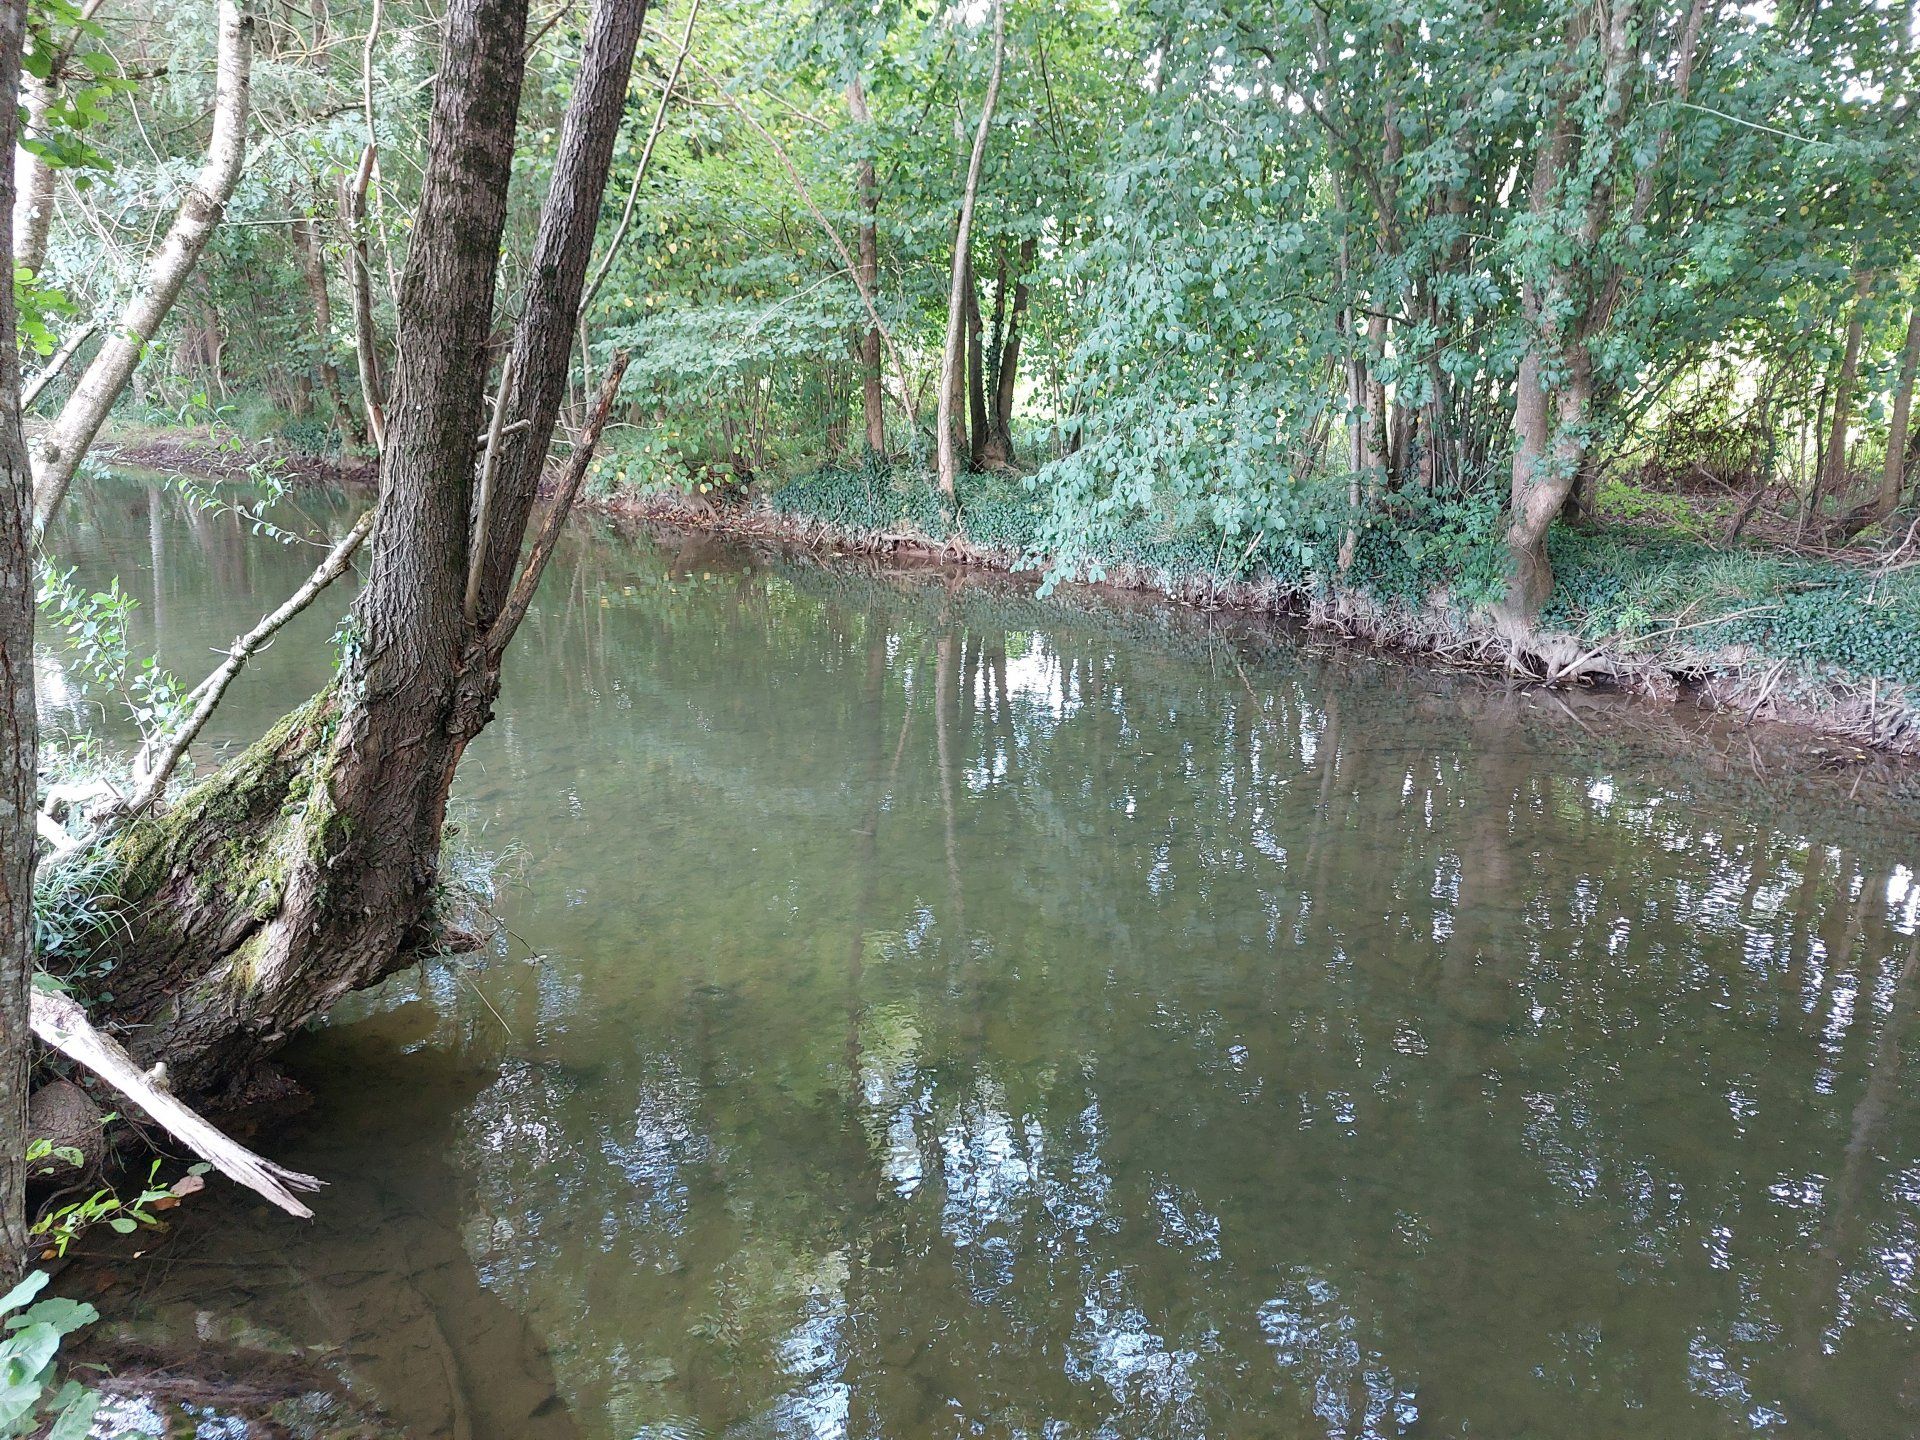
[[44, 478, 1920, 1438]]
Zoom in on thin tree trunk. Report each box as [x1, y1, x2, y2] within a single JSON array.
[[700, 59, 917, 437], [981, 236, 1031, 468], [344, 152, 387, 452], [0, 0, 33, 1277], [1331, 172, 1367, 574], [11, 0, 102, 277], [31, 0, 254, 529], [20, 320, 94, 410], [1812, 267, 1873, 522], [846, 76, 885, 455], [1364, 309, 1388, 485], [936, 0, 1005, 499], [125, 505, 377, 818], [290, 213, 369, 450], [1870, 302, 1920, 524], [965, 258, 988, 470]]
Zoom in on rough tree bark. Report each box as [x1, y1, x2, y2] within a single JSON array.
[[466, 0, 647, 630], [846, 76, 885, 454], [31, 0, 255, 529], [290, 213, 369, 451], [85, 0, 644, 1101], [935, 0, 1005, 499], [0, 0, 34, 1276]]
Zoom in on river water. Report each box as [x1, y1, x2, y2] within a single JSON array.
[[44, 477, 1920, 1437]]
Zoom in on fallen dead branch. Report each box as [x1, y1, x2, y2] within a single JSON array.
[[30, 988, 322, 1218]]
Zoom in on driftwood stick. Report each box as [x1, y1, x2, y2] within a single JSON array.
[[126, 505, 377, 817], [486, 351, 630, 657], [30, 989, 323, 1218]]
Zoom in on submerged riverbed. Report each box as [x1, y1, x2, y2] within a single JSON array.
[[45, 478, 1920, 1437]]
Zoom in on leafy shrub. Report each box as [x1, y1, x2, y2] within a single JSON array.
[[33, 847, 126, 987], [765, 461, 1920, 691], [277, 413, 337, 457], [0, 1271, 99, 1438]]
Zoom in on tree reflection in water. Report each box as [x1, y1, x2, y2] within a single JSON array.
[[49, 486, 1920, 1439]]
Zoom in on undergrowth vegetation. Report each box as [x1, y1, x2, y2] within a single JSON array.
[[753, 462, 1920, 692]]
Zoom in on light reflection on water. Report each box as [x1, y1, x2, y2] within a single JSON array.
[[46, 479, 1920, 1438]]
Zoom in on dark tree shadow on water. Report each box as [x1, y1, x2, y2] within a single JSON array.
[[71, 1004, 579, 1440]]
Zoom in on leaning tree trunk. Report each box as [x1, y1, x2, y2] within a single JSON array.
[[31, 0, 254, 529], [86, 0, 645, 1102], [0, 0, 35, 1275], [935, 0, 1005, 499]]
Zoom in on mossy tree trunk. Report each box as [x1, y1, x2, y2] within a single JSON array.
[[88, 0, 646, 1102]]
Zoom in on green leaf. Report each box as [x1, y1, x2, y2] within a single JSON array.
[[17, 1298, 96, 1339], [0, 1274, 47, 1318], [46, 1387, 100, 1440], [1, 1321, 62, 1383]]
